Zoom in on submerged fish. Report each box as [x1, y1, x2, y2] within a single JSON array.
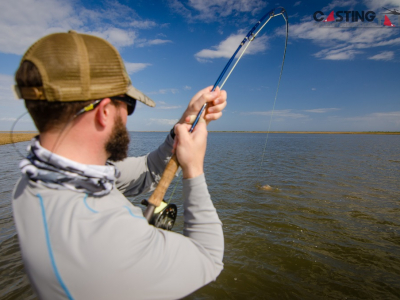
[[258, 184, 274, 191]]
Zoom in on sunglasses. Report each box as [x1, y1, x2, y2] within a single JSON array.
[[75, 96, 136, 118], [110, 96, 136, 116]]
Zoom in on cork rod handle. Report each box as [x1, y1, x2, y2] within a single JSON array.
[[143, 154, 179, 221]]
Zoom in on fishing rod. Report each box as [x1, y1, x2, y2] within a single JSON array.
[[143, 7, 289, 227]]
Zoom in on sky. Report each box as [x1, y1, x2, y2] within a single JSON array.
[[0, 0, 399, 132]]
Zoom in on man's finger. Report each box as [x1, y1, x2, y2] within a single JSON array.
[[190, 86, 213, 104], [205, 112, 222, 122]]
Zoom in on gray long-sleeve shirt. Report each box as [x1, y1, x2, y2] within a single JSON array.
[[12, 134, 224, 300]]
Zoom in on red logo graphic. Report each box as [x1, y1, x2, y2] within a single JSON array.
[[323, 11, 335, 22], [384, 15, 395, 26]]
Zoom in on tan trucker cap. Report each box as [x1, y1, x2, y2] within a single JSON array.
[[13, 30, 155, 107]]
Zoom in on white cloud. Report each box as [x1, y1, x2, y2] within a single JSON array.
[[314, 47, 362, 60], [0, 74, 15, 102], [363, 0, 400, 10], [154, 101, 181, 110], [0, 117, 32, 122], [343, 110, 400, 127], [244, 109, 307, 119], [168, 0, 267, 22], [149, 118, 179, 125], [304, 108, 340, 113], [293, 1, 301, 7], [284, 19, 400, 60], [137, 39, 173, 48], [322, 0, 358, 11], [184, 86, 192, 90], [87, 28, 137, 48], [124, 62, 151, 74], [311, 88, 317, 91], [0, 0, 165, 55], [130, 20, 157, 29], [368, 51, 395, 61], [148, 89, 179, 95], [0, 0, 80, 54], [195, 31, 268, 61], [156, 105, 182, 110]]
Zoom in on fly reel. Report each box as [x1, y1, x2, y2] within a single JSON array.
[[141, 199, 177, 231]]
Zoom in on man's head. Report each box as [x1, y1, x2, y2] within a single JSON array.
[[14, 31, 156, 161]]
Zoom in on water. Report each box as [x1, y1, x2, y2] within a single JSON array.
[[1, 133, 399, 299]]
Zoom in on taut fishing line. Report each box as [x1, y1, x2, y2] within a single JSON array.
[[10, 111, 30, 159], [165, 7, 289, 202], [10, 100, 105, 163]]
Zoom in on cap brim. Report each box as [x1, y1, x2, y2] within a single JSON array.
[[126, 85, 155, 107]]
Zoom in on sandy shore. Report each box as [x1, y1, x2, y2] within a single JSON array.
[[0, 132, 37, 145]]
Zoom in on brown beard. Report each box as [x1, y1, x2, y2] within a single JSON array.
[[105, 114, 130, 162]]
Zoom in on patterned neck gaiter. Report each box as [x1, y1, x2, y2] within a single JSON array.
[[20, 137, 120, 196]]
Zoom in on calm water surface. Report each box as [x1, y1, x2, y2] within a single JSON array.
[[0, 133, 399, 299]]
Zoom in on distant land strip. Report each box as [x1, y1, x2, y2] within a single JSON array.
[[1, 131, 399, 146], [135, 131, 400, 135], [0, 132, 37, 145], [208, 131, 400, 134]]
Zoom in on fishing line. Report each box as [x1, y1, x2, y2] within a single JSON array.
[[10, 100, 103, 163], [10, 111, 30, 159], [257, 12, 288, 183], [166, 7, 289, 201]]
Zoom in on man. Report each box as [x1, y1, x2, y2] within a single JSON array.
[[12, 30, 227, 300]]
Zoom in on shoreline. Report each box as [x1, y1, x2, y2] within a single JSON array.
[[133, 131, 400, 135], [1, 131, 399, 146], [0, 133, 37, 145], [208, 131, 400, 135]]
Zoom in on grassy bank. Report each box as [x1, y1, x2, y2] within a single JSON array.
[[0, 132, 37, 145]]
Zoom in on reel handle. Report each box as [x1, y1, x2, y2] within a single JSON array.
[[144, 154, 179, 221]]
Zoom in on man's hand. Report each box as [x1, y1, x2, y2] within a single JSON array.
[[179, 86, 227, 125], [174, 120, 207, 179]]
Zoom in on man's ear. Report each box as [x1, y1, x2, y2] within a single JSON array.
[[95, 98, 113, 128]]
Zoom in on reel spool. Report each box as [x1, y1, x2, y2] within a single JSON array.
[[141, 199, 177, 231]]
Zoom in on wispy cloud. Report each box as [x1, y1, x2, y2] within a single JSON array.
[[363, 0, 400, 11], [0, 0, 166, 55], [282, 19, 400, 60], [314, 48, 362, 60], [184, 86, 192, 90], [87, 28, 137, 48], [130, 20, 157, 29], [148, 88, 179, 95], [304, 108, 340, 113], [155, 101, 182, 110], [124, 62, 151, 74], [195, 31, 268, 61], [0, 117, 32, 122], [368, 51, 395, 61], [342, 110, 400, 127], [156, 105, 182, 110], [293, 1, 301, 7], [0, 74, 14, 102], [322, 0, 357, 11], [244, 109, 307, 119], [168, 0, 267, 22], [149, 118, 179, 125], [136, 39, 173, 47]]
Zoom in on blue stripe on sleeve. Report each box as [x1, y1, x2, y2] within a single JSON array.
[[37, 194, 74, 300], [83, 194, 98, 213], [123, 205, 145, 219]]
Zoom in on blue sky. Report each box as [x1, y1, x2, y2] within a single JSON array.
[[0, 0, 399, 132]]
